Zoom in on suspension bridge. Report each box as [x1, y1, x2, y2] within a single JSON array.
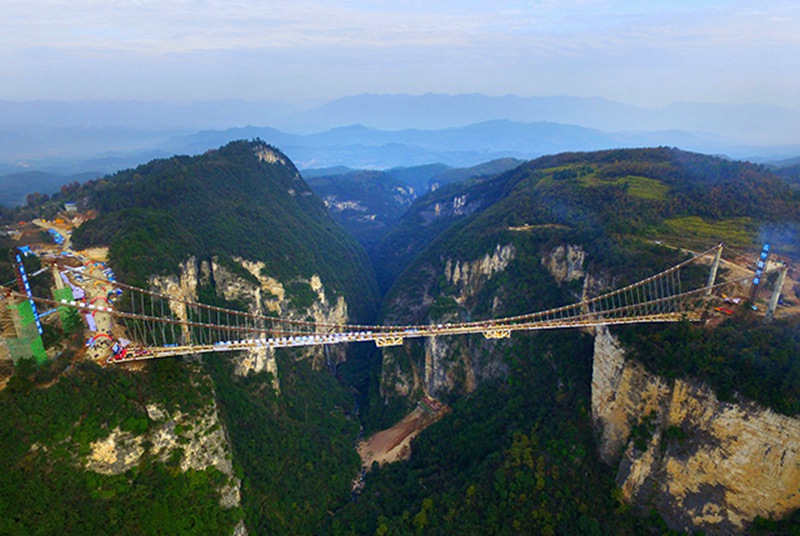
[[1, 243, 784, 364]]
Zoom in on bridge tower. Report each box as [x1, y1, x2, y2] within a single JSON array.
[[765, 265, 789, 322], [749, 243, 771, 303], [705, 243, 724, 294]]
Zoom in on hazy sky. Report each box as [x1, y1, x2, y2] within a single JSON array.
[[3, 0, 800, 109]]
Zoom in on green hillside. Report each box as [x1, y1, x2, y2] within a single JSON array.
[[71, 140, 378, 320], [376, 147, 800, 297], [379, 148, 800, 405], [0, 359, 240, 535], [425, 157, 523, 189], [774, 162, 800, 191], [344, 148, 800, 534], [3, 146, 800, 535], [0, 140, 377, 535], [306, 159, 524, 257]]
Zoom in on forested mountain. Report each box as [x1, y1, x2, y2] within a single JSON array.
[[0, 170, 99, 208], [305, 158, 524, 252], [70, 140, 378, 320], [375, 148, 800, 413], [341, 147, 800, 534], [426, 157, 523, 190], [0, 140, 380, 534], [373, 147, 800, 295], [2, 145, 800, 534], [774, 162, 800, 191]]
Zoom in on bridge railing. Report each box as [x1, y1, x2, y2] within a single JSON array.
[[2, 243, 763, 361]]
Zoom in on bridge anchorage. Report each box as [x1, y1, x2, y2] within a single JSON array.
[[1, 243, 788, 364]]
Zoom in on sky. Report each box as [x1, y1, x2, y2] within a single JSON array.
[[3, 0, 800, 110]]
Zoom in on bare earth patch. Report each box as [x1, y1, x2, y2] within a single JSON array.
[[82, 247, 109, 263], [357, 404, 448, 469]]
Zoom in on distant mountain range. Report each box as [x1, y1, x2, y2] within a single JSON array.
[[2, 93, 800, 184], [0, 170, 101, 208], [285, 94, 800, 145]]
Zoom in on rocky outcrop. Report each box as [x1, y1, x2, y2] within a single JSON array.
[[149, 257, 202, 345], [542, 244, 585, 284], [150, 255, 350, 384], [428, 244, 515, 396], [254, 145, 287, 166], [426, 193, 481, 223], [323, 197, 368, 213], [444, 244, 516, 304], [382, 244, 516, 401], [223, 259, 349, 376], [592, 325, 800, 534], [83, 373, 242, 510]]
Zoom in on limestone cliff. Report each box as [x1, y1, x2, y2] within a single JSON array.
[[444, 244, 516, 305], [380, 242, 596, 403], [542, 243, 586, 284], [84, 393, 242, 507], [31, 367, 244, 525], [592, 325, 800, 534], [150, 255, 349, 385], [381, 244, 516, 401]]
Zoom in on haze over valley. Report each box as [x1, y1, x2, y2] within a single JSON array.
[[3, 1, 800, 535], [4, 94, 800, 181]]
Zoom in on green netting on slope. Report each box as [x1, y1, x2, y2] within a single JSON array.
[[5, 336, 46, 364], [29, 336, 46, 363], [5, 301, 47, 364], [5, 337, 33, 362], [9, 300, 35, 327], [54, 287, 75, 324]]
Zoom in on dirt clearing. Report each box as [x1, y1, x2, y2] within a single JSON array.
[[357, 403, 448, 469]]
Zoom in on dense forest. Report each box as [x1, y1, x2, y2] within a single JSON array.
[[342, 148, 800, 534], [331, 332, 681, 535], [0, 140, 380, 534], [2, 145, 800, 534], [376, 147, 800, 297], [67, 140, 379, 321], [305, 170, 415, 251], [375, 148, 800, 412], [0, 359, 240, 535], [205, 351, 361, 534]]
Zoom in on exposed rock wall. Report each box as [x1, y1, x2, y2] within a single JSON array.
[[426, 244, 515, 396], [83, 372, 242, 511], [444, 244, 515, 304], [592, 325, 800, 534], [542, 244, 585, 284], [382, 244, 516, 401], [150, 255, 349, 384], [149, 257, 202, 347], [223, 259, 348, 375]]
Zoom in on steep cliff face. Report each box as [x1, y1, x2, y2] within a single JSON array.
[[542, 243, 586, 284], [83, 379, 241, 510], [381, 243, 518, 401], [444, 243, 515, 304], [592, 325, 800, 534], [18, 364, 244, 534], [150, 255, 349, 385]]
